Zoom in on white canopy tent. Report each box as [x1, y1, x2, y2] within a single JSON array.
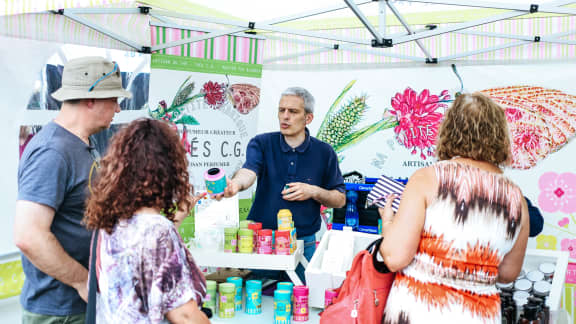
[[1, 0, 575, 65], [1, 0, 576, 312], [1, 0, 575, 265]]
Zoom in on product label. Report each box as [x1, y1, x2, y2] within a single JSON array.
[[566, 262, 576, 284]]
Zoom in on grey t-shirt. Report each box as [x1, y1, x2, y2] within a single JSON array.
[[18, 121, 97, 315]]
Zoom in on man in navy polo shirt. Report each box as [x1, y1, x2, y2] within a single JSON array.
[[219, 87, 346, 281]]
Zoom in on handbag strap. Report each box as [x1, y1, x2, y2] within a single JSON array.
[[366, 237, 392, 274], [86, 230, 99, 324]]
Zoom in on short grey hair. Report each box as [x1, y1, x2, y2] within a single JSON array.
[[281, 87, 315, 114]]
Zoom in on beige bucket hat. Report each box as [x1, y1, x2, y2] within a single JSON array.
[[51, 56, 132, 102]]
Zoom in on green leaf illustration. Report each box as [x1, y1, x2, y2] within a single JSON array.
[[333, 117, 397, 153], [167, 93, 205, 113], [171, 75, 193, 107], [174, 115, 199, 125]]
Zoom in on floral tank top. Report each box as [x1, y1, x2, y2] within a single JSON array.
[[95, 213, 206, 323], [383, 161, 523, 324]]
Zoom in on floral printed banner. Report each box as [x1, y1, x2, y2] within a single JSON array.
[[258, 62, 576, 253], [149, 54, 262, 242], [259, 62, 576, 321]]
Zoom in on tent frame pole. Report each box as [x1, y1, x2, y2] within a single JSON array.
[[392, 11, 529, 45], [152, 9, 370, 46], [49, 1, 574, 62], [149, 21, 266, 40], [146, 1, 576, 62], [386, 1, 433, 61], [60, 10, 144, 51], [263, 0, 372, 25], [263, 35, 425, 62], [344, 0, 384, 42], [150, 26, 249, 51], [378, 0, 387, 37], [438, 41, 529, 61], [437, 29, 576, 61], [456, 30, 576, 46], [395, 0, 576, 15]]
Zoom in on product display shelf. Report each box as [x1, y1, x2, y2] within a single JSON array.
[[523, 248, 570, 324], [191, 240, 308, 286], [211, 295, 321, 323]]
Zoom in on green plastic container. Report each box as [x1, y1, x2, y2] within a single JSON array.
[[224, 227, 238, 253], [239, 220, 253, 228], [238, 228, 254, 254], [218, 283, 236, 318], [203, 280, 217, 314]]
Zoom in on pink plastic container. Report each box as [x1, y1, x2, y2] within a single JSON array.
[[257, 229, 273, 254], [293, 285, 309, 321], [325, 288, 338, 307]]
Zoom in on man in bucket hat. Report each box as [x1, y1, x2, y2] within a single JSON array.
[[14, 56, 131, 323]]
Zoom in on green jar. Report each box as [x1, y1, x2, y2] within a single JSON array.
[[238, 228, 254, 254], [224, 227, 238, 253], [239, 220, 253, 228], [219, 283, 236, 318], [203, 280, 217, 314]]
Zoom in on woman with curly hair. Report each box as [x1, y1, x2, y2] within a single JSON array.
[[84, 118, 209, 324], [379, 92, 529, 324]]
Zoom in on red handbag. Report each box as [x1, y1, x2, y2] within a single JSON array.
[[320, 238, 395, 324]]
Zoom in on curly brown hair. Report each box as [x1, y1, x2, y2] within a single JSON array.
[[84, 118, 191, 233], [436, 92, 511, 165]]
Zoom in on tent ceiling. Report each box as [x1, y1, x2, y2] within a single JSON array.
[[1, 0, 575, 64], [145, 0, 576, 63]]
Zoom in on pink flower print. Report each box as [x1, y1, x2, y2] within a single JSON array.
[[514, 124, 541, 151], [202, 81, 227, 109], [390, 88, 450, 159], [538, 172, 576, 213], [505, 108, 523, 122], [561, 238, 576, 259]]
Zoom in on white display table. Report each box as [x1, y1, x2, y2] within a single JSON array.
[[210, 295, 321, 324], [191, 240, 308, 285]]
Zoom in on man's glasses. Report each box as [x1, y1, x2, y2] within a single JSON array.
[[88, 62, 119, 92]]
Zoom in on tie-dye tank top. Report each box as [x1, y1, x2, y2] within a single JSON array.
[[383, 160, 523, 324]]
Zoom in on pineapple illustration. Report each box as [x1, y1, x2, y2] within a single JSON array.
[[317, 80, 397, 160], [148, 75, 203, 125]]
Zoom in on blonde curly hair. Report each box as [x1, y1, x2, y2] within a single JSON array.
[[436, 92, 511, 165]]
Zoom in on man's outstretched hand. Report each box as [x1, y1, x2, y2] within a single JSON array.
[[213, 178, 240, 201]]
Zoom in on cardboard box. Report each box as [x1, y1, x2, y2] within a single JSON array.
[[305, 230, 380, 309]]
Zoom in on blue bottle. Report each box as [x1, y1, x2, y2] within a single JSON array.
[[345, 191, 359, 231]]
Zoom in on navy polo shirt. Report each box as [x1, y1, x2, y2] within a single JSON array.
[[243, 129, 345, 237]]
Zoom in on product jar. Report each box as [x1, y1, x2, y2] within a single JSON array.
[[292, 285, 309, 321], [245, 280, 262, 315], [226, 276, 243, 312], [223, 227, 238, 253], [218, 283, 236, 318], [274, 289, 292, 324], [238, 228, 254, 254]]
